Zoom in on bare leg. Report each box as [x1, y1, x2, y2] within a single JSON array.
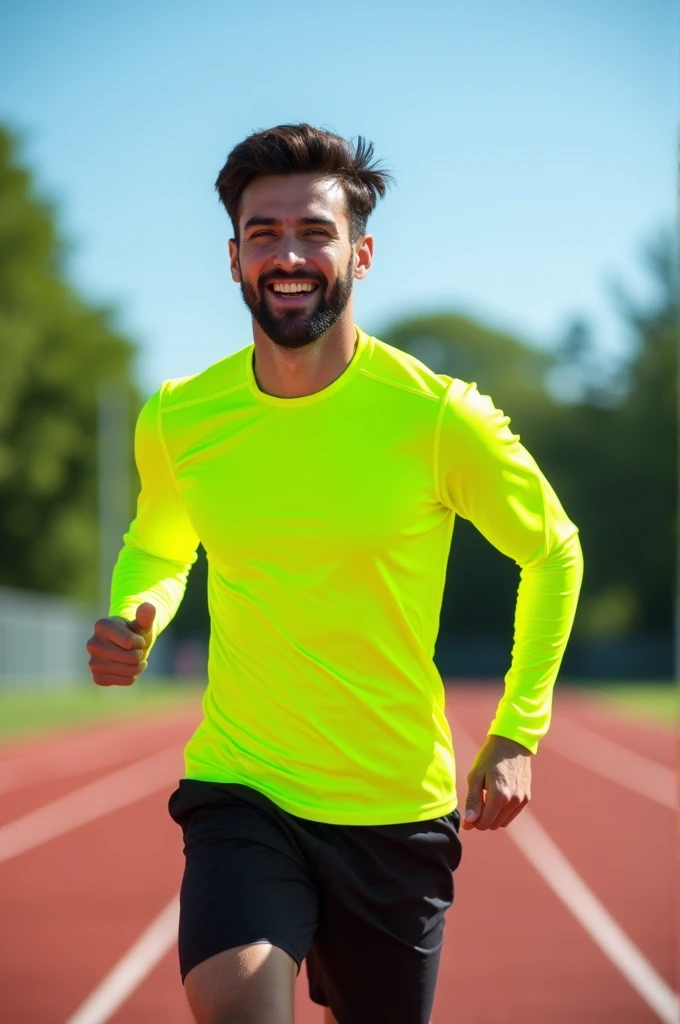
[[184, 941, 296, 1024]]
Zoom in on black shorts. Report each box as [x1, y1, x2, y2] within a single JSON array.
[[168, 779, 462, 1024]]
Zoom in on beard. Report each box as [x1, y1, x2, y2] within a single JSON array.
[[239, 256, 354, 349]]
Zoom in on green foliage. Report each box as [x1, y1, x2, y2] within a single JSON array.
[[0, 127, 141, 601], [2, 119, 672, 666], [385, 312, 554, 425], [382, 232, 676, 645], [530, 230, 676, 638]]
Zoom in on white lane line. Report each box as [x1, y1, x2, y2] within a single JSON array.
[[544, 718, 676, 809], [450, 717, 679, 1024], [0, 746, 181, 865], [0, 710, 194, 795], [0, 737, 159, 796], [510, 812, 679, 1024], [64, 895, 179, 1024]]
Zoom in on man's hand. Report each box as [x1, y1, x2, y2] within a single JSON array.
[[85, 602, 156, 687], [462, 734, 532, 831]]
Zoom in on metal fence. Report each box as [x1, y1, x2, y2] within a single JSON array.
[[0, 585, 174, 686], [0, 586, 96, 686]]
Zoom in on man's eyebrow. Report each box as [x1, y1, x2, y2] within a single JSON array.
[[299, 217, 336, 229], [242, 215, 337, 231], [243, 217, 278, 231]]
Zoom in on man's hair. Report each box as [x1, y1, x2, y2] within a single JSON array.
[[215, 123, 394, 242]]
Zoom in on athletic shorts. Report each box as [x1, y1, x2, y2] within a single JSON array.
[[168, 778, 462, 1024]]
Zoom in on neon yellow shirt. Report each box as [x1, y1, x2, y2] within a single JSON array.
[[110, 326, 583, 825]]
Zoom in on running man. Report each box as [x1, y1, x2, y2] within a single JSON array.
[[86, 123, 583, 1024]]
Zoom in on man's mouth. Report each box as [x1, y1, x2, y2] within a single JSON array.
[[268, 281, 319, 294], [262, 280, 322, 307]]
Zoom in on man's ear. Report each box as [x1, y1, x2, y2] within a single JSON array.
[[354, 235, 374, 280], [228, 238, 241, 283]]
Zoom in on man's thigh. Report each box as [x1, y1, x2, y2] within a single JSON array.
[[185, 941, 296, 1024]]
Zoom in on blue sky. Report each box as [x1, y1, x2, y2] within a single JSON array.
[[1, 0, 677, 394]]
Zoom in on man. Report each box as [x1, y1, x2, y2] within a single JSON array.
[[86, 123, 583, 1024]]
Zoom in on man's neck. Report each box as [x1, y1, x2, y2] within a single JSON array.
[[251, 314, 358, 399]]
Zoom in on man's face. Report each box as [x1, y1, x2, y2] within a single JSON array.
[[229, 173, 372, 348]]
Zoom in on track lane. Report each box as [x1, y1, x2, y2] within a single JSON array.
[[110, 688, 673, 1022], [433, 811, 663, 1023], [107, 948, 193, 1024], [105, 949, 325, 1024], [65, 897, 180, 1024], [1, 687, 674, 1022], [0, 708, 202, 803], [446, 688, 676, 991], [544, 718, 675, 808], [0, 785, 184, 1024], [0, 724, 196, 830], [551, 690, 675, 763], [0, 702, 201, 764]]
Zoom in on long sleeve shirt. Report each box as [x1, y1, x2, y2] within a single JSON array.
[[109, 325, 583, 825]]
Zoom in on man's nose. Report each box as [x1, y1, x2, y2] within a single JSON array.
[[272, 236, 305, 271]]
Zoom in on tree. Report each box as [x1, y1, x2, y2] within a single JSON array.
[[0, 127, 141, 601], [381, 234, 675, 672], [532, 229, 676, 642]]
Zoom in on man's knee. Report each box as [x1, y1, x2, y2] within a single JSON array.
[[184, 941, 297, 1024]]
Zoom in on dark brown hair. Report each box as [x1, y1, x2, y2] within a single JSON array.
[[215, 123, 394, 242]]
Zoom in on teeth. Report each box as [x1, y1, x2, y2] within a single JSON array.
[[271, 282, 315, 293]]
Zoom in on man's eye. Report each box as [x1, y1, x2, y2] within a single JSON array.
[[251, 231, 276, 239], [305, 230, 329, 238]]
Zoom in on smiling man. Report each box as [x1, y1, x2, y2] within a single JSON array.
[[86, 123, 583, 1024]]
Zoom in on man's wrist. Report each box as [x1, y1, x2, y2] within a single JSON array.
[[486, 732, 534, 756]]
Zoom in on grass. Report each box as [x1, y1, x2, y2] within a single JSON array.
[[579, 682, 677, 725], [0, 678, 204, 741]]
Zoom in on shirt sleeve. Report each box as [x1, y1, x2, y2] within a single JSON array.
[[435, 377, 584, 753], [108, 382, 200, 649]]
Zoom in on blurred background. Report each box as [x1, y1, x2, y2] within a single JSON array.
[[0, 5, 677, 1023], [0, 0, 676, 695]]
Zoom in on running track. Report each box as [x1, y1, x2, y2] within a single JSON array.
[[0, 686, 675, 1023]]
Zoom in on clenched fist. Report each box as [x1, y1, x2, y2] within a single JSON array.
[[86, 602, 157, 686]]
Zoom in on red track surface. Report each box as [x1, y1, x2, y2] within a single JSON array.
[[0, 685, 675, 1023]]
